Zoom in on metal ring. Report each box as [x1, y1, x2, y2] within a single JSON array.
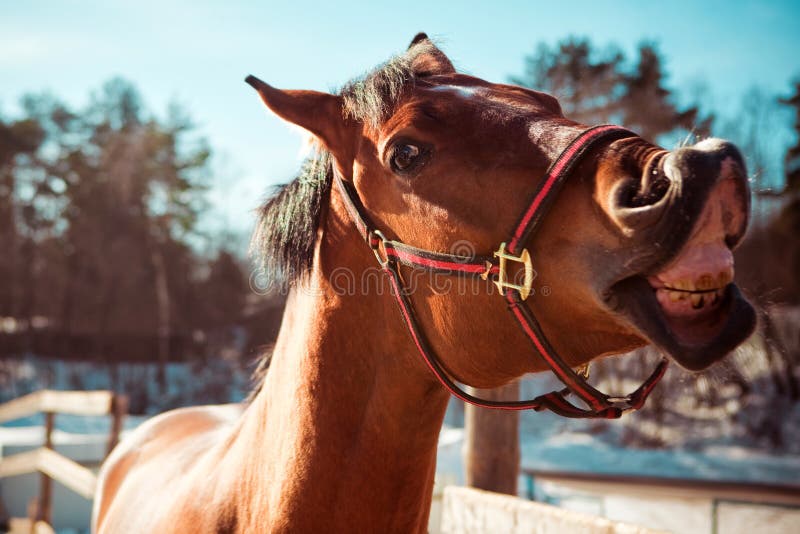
[[368, 230, 390, 266]]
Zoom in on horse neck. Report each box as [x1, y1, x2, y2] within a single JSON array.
[[239, 188, 451, 531]]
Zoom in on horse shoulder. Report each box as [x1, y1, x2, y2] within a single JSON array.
[[93, 403, 244, 533]]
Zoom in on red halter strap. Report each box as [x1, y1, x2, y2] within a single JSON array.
[[334, 124, 669, 419]]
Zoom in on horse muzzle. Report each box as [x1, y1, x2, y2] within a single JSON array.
[[607, 139, 757, 370]]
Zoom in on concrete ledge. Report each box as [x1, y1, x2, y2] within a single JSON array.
[[441, 486, 665, 534]]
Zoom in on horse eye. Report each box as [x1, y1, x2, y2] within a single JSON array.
[[390, 143, 422, 173]]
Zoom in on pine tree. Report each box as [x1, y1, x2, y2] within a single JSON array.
[[0, 115, 45, 323], [781, 81, 800, 194], [510, 37, 624, 126], [619, 44, 708, 141], [511, 38, 710, 142]]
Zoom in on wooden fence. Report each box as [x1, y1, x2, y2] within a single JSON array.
[[441, 486, 663, 533], [0, 390, 127, 531], [520, 468, 800, 533]]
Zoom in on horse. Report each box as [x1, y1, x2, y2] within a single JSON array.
[[92, 33, 756, 533]]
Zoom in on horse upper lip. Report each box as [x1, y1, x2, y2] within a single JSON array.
[[648, 269, 734, 293]]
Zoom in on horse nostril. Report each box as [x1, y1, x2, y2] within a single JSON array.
[[620, 164, 672, 208], [615, 151, 673, 209], [607, 152, 674, 234]]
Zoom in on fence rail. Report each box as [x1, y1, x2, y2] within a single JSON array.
[[521, 467, 800, 534], [0, 390, 114, 423], [521, 468, 800, 507], [441, 486, 662, 534], [0, 447, 96, 499]]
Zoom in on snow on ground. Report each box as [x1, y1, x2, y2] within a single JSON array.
[[3, 399, 798, 487], [520, 429, 800, 484], [431, 424, 800, 492]]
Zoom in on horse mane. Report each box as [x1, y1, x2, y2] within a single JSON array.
[[249, 152, 333, 287], [250, 40, 439, 286]]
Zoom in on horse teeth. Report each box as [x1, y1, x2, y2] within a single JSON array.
[[674, 279, 691, 290], [697, 274, 715, 291], [668, 290, 681, 302], [691, 293, 704, 308]]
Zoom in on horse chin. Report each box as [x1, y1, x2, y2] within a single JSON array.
[[608, 276, 756, 371]]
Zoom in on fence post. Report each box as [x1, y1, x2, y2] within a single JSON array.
[[526, 474, 536, 500], [106, 394, 128, 457], [35, 412, 55, 526], [27, 498, 38, 533], [463, 381, 520, 495]]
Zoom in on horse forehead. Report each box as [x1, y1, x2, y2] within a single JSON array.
[[375, 80, 560, 146], [417, 81, 552, 119]]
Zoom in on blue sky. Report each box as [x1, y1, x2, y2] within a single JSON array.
[[2, 0, 799, 241]]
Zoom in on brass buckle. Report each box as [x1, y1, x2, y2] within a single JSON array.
[[481, 242, 534, 300], [575, 364, 590, 379]]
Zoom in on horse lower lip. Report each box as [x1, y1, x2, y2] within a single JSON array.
[[657, 286, 731, 345], [608, 276, 756, 371]]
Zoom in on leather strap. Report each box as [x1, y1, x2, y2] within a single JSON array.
[[332, 124, 669, 418]]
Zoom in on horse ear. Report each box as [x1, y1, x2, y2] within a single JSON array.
[[407, 33, 455, 76], [245, 75, 351, 157]]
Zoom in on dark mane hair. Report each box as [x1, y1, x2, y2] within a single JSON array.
[[250, 40, 442, 286], [340, 41, 435, 129], [249, 152, 333, 286]]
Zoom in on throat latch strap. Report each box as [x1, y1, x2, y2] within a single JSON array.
[[333, 125, 669, 419]]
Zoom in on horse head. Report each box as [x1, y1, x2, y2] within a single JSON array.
[[247, 34, 755, 394]]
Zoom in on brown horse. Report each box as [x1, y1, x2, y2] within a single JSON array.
[[92, 34, 755, 532]]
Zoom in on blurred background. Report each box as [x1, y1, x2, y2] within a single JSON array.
[[1, 1, 799, 532]]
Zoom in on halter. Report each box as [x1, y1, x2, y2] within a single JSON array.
[[334, 125, 669, 419]]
